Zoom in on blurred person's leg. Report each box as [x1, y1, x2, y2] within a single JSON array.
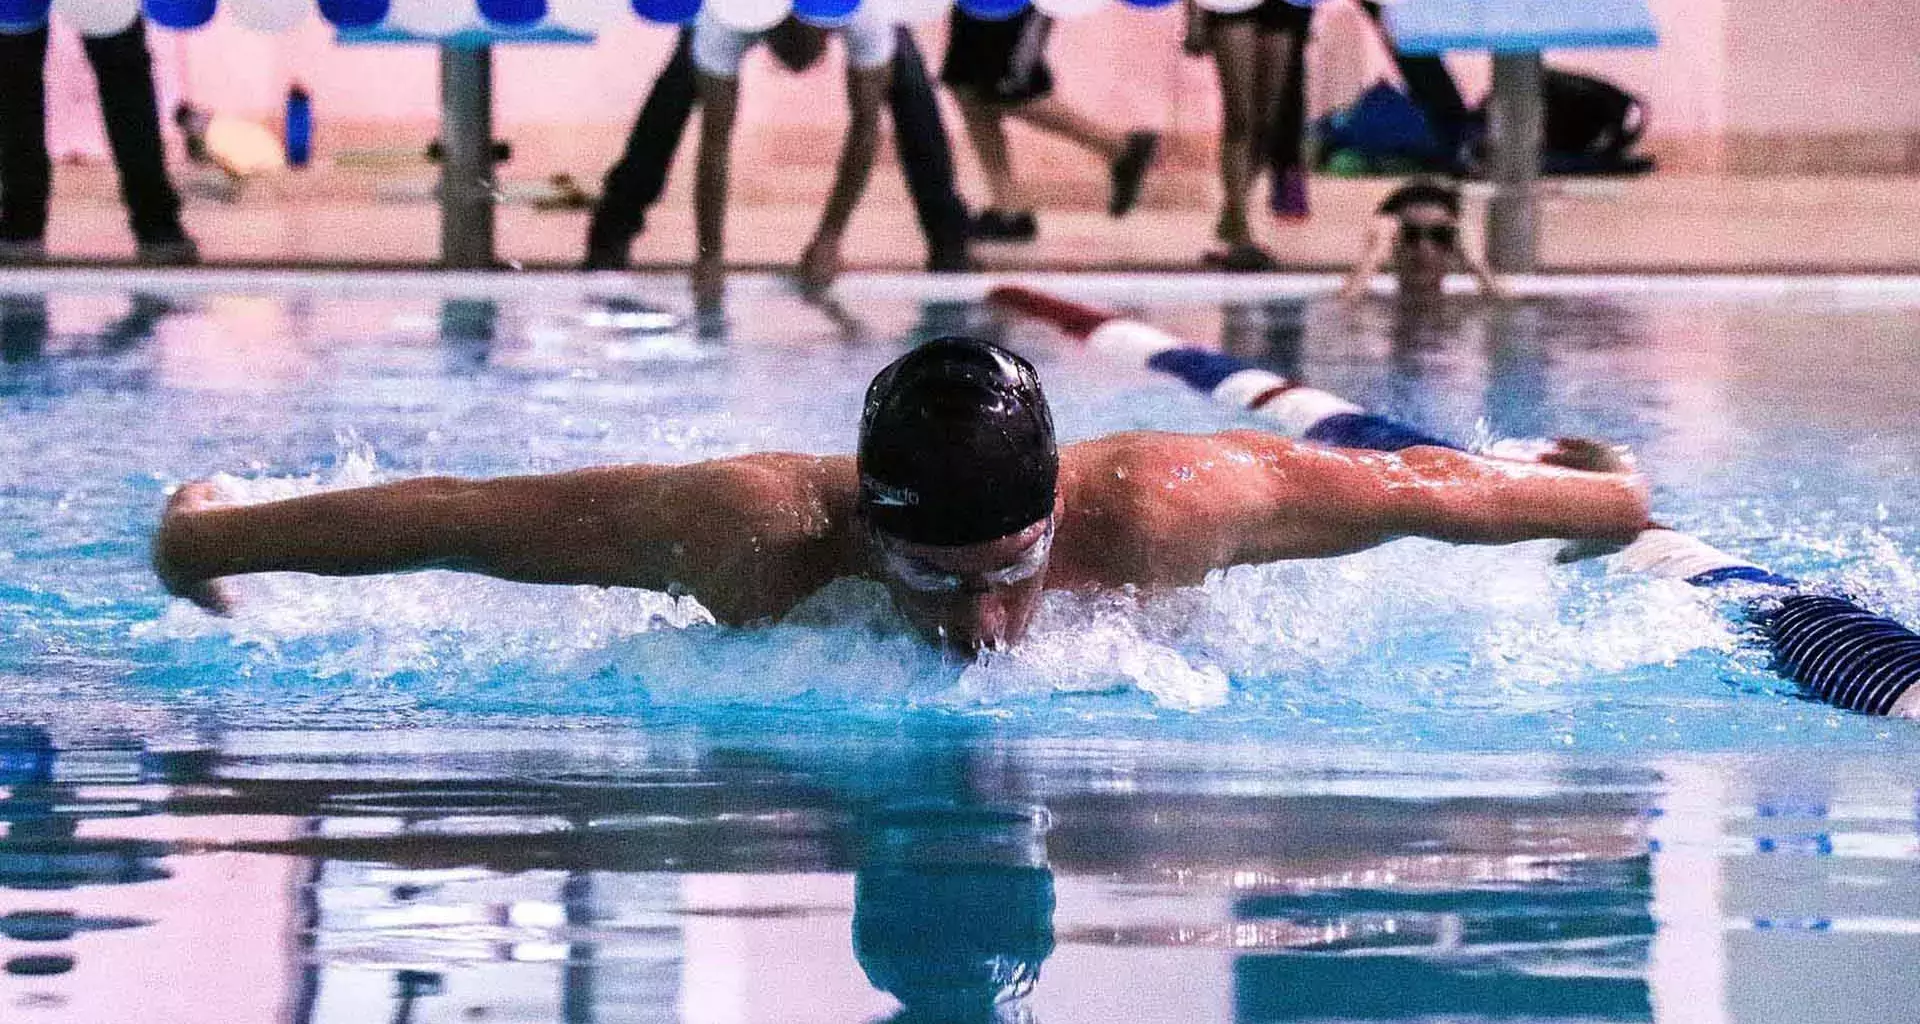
[[1247, 26, 1276, 177], [1204, 11, 1281, 270], [585, 30, 698, 269], [952, 93, 1036, 243], [949, 8, 1118, 160], [0, 25, 54, 259], [1262, 8, 1310, 218], [82, 19, 195, 263], [1209, 16, 1259, 248], [887, 27, 972, 271], [940, 8, 1049, 241], [1005, 95, 1159, 218], [955, 92, 1021, 216], [1002, 95, 1125, 160]]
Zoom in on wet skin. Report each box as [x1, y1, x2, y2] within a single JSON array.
[[154, 432, 1650, 655]]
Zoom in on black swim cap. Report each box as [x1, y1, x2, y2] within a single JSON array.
[[858, 337, 1058, 547]]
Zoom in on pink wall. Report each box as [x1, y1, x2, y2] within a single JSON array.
[[160, 16, 684, 124], [1724, 0, 1920, 133], [1443, 0, 1730, 139], [131, 0, 1916, 156]]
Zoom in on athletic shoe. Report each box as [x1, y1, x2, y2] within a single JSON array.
[[135, 234, 201, 267], [1269, 166, 1309, 220], [1109, 131, 1160, 218], [970, 210, 1037, 243], [0, 237, 47, 266], [581, 216, 638, 271]]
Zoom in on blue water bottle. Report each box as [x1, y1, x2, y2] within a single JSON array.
[[285, 84, 313, 169]]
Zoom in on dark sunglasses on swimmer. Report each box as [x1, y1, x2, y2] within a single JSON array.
[[1399, 222, 1458, 248]]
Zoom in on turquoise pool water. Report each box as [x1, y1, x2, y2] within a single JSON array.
[[2, 273, 1918, 1021]]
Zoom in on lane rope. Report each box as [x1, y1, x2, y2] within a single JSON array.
[[988, 285, 1920, 718]]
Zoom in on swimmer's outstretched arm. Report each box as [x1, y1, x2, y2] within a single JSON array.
[[1380, 443, 1649, 544], [1200, 433, 1650, 569], [153, 455, 857, 622]]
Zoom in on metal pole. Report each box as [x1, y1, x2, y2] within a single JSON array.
[[1486, 51, 1543, 272], [439, 43, 495, 269]]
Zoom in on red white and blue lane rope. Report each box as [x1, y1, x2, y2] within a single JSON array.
[[987, 285, 1920, 719]]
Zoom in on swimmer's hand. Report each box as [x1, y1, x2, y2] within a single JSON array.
[[1535, 439, 1652, 563], [795, 239, 843, 296], [153, 481, 234, 615], [1537, 437, 1635, 475]]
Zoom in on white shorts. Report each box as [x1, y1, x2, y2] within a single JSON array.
[[691, 9, 896, 80]]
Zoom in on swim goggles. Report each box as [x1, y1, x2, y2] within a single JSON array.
[[873, 518, 1055, 594], [1398, 222, 1458, 248]]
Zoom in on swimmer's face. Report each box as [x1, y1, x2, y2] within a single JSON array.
[[871, 517, 1055, 656], [1394, 202, 1459, 288]]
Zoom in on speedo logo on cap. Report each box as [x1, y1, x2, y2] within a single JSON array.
[[860, 475, 920, 507]]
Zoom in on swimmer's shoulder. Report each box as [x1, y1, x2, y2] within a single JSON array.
[[1060, 428, 1354, 538], [653, 452, 860, 540], [1058, 432, 1255, 585], [1062, 429, 1312, 475], [616, 451, 854, 497], [714, 451, 857, 491], [613, 452, 862, 621], [543, 453, 855, 509], [1062, 429, 1230, 464]]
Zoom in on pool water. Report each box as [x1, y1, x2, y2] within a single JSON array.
[[2, 272, 1918, 1022]]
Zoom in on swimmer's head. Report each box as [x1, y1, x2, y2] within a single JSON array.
[[1381, 176, 1462, 221], [858, 338, 1059, 654], [1378, 177, 1463, 291], [859, 337, 1057, 546]]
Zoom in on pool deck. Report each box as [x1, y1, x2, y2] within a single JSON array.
[[11, 163, 1920, 274]]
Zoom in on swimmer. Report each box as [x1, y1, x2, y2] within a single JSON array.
[[1341, 177, 1503, 302], [153, 337, 1649, 655]]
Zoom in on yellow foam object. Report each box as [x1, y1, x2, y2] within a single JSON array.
[[206, 116, 287, 178]]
